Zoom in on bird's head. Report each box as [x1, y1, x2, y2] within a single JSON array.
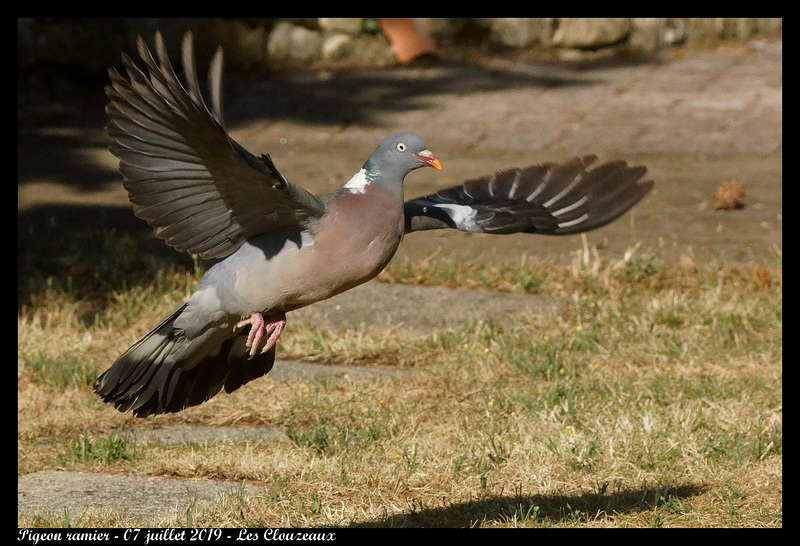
[[365, 132, 442, 180]]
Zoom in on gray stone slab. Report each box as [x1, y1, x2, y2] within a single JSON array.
[[291, 281, 564, 332], [17, 471, 260, 524], [135, 426, 287, 446]]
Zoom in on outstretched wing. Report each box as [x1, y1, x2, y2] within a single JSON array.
[[404, 155, 653, 235], [106, 31, 325, 259]]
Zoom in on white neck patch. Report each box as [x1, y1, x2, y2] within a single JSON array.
[[343, 168, 371, 194]]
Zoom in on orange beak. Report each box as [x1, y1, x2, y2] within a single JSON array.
[[414, 150, 443, 170]]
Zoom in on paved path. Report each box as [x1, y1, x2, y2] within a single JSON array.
[[19, 39, 782, 266]]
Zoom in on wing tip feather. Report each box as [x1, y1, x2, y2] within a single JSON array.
[[406, 155, 653, 236]]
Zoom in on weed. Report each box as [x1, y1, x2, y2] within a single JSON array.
[[21, 351, 98, 389], [60, 427, 138, 465]]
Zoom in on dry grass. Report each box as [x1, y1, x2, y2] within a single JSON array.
[[17, 226, 782, 527]]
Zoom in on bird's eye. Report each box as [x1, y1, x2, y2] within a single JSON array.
[[396, 143, 406, 152]]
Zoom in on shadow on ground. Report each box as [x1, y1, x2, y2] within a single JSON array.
[[349, 483, 706, 527], [220, 59, 635, 129]]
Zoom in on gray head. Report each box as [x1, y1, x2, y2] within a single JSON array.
[[362, 132, 442, 187]]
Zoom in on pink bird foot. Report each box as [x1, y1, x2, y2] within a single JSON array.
[[236, 312, 287, 357]]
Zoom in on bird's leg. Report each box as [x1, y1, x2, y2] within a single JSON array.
[[238, 312, 264, 350], [236, 312, 287, 357], [261, 314, 286, 354]]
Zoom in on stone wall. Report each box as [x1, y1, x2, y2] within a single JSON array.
[[18, 18, 782, 76]]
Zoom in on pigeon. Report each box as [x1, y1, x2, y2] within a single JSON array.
[[94, 32, 653, 417]]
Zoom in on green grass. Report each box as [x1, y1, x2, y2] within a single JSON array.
[[61, 427, 138, 465], [17, 229, 782, 527], [21, 351, 99, 389]]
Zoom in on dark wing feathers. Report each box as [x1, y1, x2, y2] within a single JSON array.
[[105, 31, 325, 260], [405, 155, 653, 235], [94, 305, 276, 418]]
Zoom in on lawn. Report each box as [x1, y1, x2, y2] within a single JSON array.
[[17, 224, 782, 527]]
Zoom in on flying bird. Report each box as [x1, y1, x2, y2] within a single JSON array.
[[95, 31, 653, 417]]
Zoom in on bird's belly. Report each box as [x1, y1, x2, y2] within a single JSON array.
[[277, 226, 402, 309], [226, 223, 402, 314]]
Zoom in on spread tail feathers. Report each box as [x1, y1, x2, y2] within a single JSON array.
[[94, 305, 275, 417]]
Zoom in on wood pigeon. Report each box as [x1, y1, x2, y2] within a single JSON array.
[[94, 32, 654, 417]]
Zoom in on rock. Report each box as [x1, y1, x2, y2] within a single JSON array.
[[626, 19, 687, 53], [346, 36, 396, 66], [684, 17, 773, 41], [527, 18, 556, 47], [488, 18, 534, 48], [687, 18, 725, 41], [321, 33, 356, 62], [16, 17, 785, 81], [266, 21, 322, 63], [722, 18, 757, 39], [628, 19, 665, 53], [483, 18, 554, 48], [755, 18, 782, 35], [552, 18, 632, 49], [663, 18, 688, 45], [318, 18, 364, 35]]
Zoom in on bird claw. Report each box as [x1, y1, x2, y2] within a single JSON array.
[[236, 312, 286, 357]]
